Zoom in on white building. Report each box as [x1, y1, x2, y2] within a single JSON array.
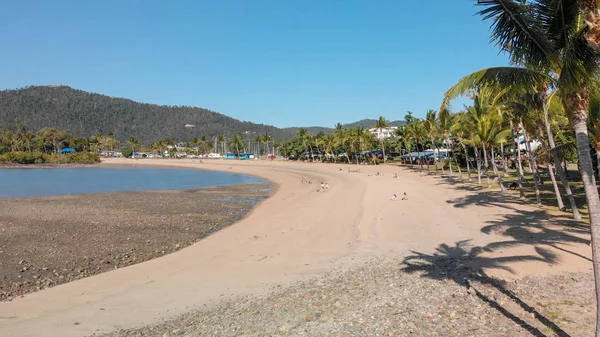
[[368, 126, 398, 139]]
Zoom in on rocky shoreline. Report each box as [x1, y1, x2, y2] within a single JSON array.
[[100, 258, 594, 337], [0, 183, 272, 302]]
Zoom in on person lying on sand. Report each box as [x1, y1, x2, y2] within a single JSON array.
[[391, 194, 397, 201], [393, 173, 398, 178], [401, 192, 408, 200]]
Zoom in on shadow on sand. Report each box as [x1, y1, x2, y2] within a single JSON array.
[[398, 167, 591, 336], [403, 240, 569, 337]]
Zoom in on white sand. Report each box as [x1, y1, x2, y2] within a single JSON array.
[[0, 158, 592, 337]]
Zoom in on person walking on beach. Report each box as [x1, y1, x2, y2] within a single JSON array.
[[401, 192, 408, 200], [325, 182, 329, 190], [301, 176, 305, 184], [320, 182, 325, 192]]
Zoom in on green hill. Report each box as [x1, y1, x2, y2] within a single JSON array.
[[0, 85, 404, 144], [0, 85, 292, 144]]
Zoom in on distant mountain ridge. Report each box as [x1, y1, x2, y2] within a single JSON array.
[[282, 120, 405, 136], [0, 86, 404, 144]]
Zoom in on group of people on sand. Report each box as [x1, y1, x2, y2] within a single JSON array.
[[391, 192, 408, 201], [301, 176, 329, 192]]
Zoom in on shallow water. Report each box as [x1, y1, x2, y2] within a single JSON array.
[[0, 167, 265, 199]]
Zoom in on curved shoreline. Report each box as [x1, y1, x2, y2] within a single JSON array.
[[0, 182, 272, 302], [0, 163, 270, 199], [0, 158, 593, 337]]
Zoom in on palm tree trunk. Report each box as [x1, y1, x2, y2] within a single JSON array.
[[474, 145, 482, 185], [381, 138, 387, 163], [501, 142, 509, 176], [596, 145, 600, 183], [491, 147, 505, 192], [431, 138, 438, 173], [446, 137, 454, 176], [511, 120, 526, 198], [483, 144, 489, 169], [436, 143, 445, 174], [541, 140, 565, 210], [462, 143, 472, 182], [483, 145, 491, 188], [417, 141, 423, 171], [571, 113, 600, 337], [522, 124, 542, 205]]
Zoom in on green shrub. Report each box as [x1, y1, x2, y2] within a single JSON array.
[[0, 151, 100, 165], [66, 152, 100, 164], [0, 151, 46, 164], [120, 148, 133, 158]]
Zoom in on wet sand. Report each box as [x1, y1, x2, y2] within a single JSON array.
[[0, 183, 271, 301]]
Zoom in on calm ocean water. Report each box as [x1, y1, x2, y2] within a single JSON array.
[[0, 167, 265, 199]]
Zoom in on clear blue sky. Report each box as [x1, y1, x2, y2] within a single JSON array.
[[0, 0, 509, 128]]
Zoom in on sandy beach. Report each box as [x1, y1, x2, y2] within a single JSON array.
[[0, 158, 593, 336]]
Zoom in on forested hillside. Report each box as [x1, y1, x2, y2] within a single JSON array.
[[342, 119, 405, 129], [0, 86, 293, 144]]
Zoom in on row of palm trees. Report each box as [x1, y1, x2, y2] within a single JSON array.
[[0, 120, 102, 154], [148, 133, 281, 157], [454, 1, 600, 334], [280, 124, 382, 163]]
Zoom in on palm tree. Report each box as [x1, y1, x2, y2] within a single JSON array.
[[217, 135, 226, 154], [451, 113, 473, 181], [373, 116, 391, 163], [229, 133, 244, 157], [424, 110, 443, 173], [127, 137, 141, 152], [262, 134, 272, 156], [460, 1, 600, 332], [404, 120, 428, 171], [439, 110, 455, 175]]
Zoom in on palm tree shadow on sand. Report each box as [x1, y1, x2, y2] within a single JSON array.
[[402, 240, 570, 337], [446, 191, 591, 262]]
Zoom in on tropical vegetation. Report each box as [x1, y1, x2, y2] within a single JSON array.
[[0, 119, 100, 164]]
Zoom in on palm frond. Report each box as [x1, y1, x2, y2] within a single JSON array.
[[476, 0, 559, 69], [493, 128, 512, 144], [546, 89, 565, 119], [535, 0, 579, 51], [537, 141, 576, 157], [440, 67, 552, 111], [559, 27, 600, 89]]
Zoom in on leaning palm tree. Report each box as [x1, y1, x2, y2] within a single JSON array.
[[449, 1, 600, 333], [373, 116, 391, 163], [588, 91, 600, 179], [451, 112, 474, 181]]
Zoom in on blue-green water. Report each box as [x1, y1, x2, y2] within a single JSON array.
[[0, 167, 265, 199]]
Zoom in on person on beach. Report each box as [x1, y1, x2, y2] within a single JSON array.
[[393, 173, 398, 178], [391, 194, 397, 201], [320, 182, 325, 192], [401, 192, 408, 200], [301, 176, 305, 184], [325, 183, 329, 190]]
